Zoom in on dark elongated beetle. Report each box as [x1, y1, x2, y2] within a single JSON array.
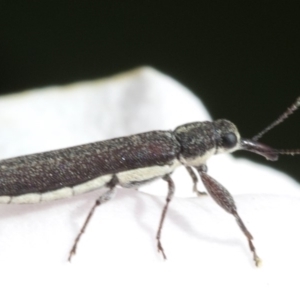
[[1, 98, 300, 265]]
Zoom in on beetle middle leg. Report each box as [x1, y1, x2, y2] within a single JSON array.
[[156, 174, 175, 259]]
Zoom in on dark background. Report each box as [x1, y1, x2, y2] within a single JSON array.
[[1, 2, 300, 182]]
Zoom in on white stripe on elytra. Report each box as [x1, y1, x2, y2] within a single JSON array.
[[0, 160, 181, 204], [117, 159, 180, 187]]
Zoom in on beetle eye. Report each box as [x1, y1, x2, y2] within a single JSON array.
[[221, 132, 237, 148]]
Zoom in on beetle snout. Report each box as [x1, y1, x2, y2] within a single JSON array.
[[240, 139, 279, 161]]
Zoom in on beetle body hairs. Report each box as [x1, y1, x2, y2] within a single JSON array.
[[1, 98, 300, 265]]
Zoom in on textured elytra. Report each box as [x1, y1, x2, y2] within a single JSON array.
[[0, 131, 180, 196]]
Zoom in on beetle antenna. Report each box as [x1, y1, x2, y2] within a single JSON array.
[[275, 148, 300, 156], [252, 97, 300, 141]]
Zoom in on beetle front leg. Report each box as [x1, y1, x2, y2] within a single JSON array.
[[196, 165, 261, 267], [185, 166, 207, 196]]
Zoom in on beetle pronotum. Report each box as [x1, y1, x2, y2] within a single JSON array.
[[1, 98, 300, 265]]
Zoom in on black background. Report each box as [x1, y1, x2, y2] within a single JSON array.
[[1, 2, 300, 182]]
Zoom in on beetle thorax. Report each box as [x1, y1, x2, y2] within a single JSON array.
[[174, 120, 241, 167]]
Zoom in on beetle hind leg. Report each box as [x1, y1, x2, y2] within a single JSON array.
[[68, 176, 118, 262], [156, 174, 175, 260]]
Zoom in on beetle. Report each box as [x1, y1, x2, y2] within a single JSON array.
[[0, 98, 299, 265]]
